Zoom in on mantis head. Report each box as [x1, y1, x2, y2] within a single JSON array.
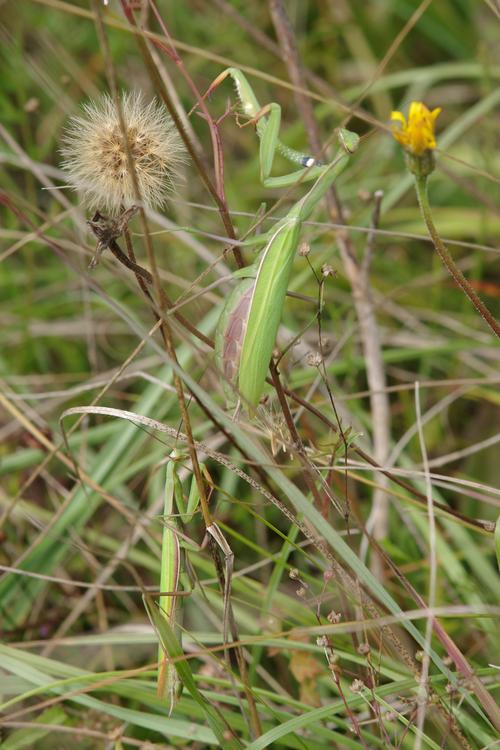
[[338, 128, 360, 154]]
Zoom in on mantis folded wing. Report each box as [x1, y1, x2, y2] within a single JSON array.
[[210, 68, 360, 407]]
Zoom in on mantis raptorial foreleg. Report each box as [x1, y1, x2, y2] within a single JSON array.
[[201, 67, 325, 188], [204, 68, 360, 408]]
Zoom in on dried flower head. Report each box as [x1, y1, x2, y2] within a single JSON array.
[[350, 678, 365, 694], [306, 352, 322, 368], [391, 102, 441, 156], [60, 92, 185, 214]]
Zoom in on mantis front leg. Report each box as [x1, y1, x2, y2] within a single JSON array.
[[201, 67, 325, 188]]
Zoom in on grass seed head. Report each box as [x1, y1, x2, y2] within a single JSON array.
[[60, 92, 186, 214]]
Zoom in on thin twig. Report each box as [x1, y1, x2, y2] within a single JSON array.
[[356, 190, 391, 555]]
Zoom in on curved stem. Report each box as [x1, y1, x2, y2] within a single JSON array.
[[414, 176, 499, 337]]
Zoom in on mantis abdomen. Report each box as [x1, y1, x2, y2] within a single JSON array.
[[216, 277, 255, 386], [215, 219, 300, 408]]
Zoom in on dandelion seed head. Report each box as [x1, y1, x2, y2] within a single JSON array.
[[60, 92, 186, 214]]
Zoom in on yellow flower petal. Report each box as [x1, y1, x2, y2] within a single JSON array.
[[390, 101, 441, 156], [390, 110, 406, 126], [408, 101, 423, 120]]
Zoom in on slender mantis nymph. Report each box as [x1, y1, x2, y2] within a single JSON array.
[[201, 68, 360, 408], [156, 450, 205, 712]]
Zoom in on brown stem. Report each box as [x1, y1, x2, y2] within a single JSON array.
[[107, 238, 213, 348]]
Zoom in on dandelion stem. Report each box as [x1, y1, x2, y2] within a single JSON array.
[[414, 175, 500, 338]]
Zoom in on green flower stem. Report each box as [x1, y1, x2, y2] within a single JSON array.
[[415, 175, 500, 338]]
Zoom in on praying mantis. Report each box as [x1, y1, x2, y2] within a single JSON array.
[[205, 68, 360, 408]]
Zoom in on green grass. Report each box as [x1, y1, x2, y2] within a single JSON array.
[[1, 1, 499, 748]]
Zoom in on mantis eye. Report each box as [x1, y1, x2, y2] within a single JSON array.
[[301, 155, 321, 168]]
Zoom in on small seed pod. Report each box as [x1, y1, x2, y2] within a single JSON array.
[[357, 642, 370, 656], [321, 263, 335, 278], [327, 610, 341, 624], [350, 679, 365, 694], [306, 352, 322, 368]]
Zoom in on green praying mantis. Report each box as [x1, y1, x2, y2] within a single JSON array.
[[156, 449, 213, 712], [204, 68, 360, 408]]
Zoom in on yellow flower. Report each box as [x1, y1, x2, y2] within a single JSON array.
[[391, 102, 441, 156]]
